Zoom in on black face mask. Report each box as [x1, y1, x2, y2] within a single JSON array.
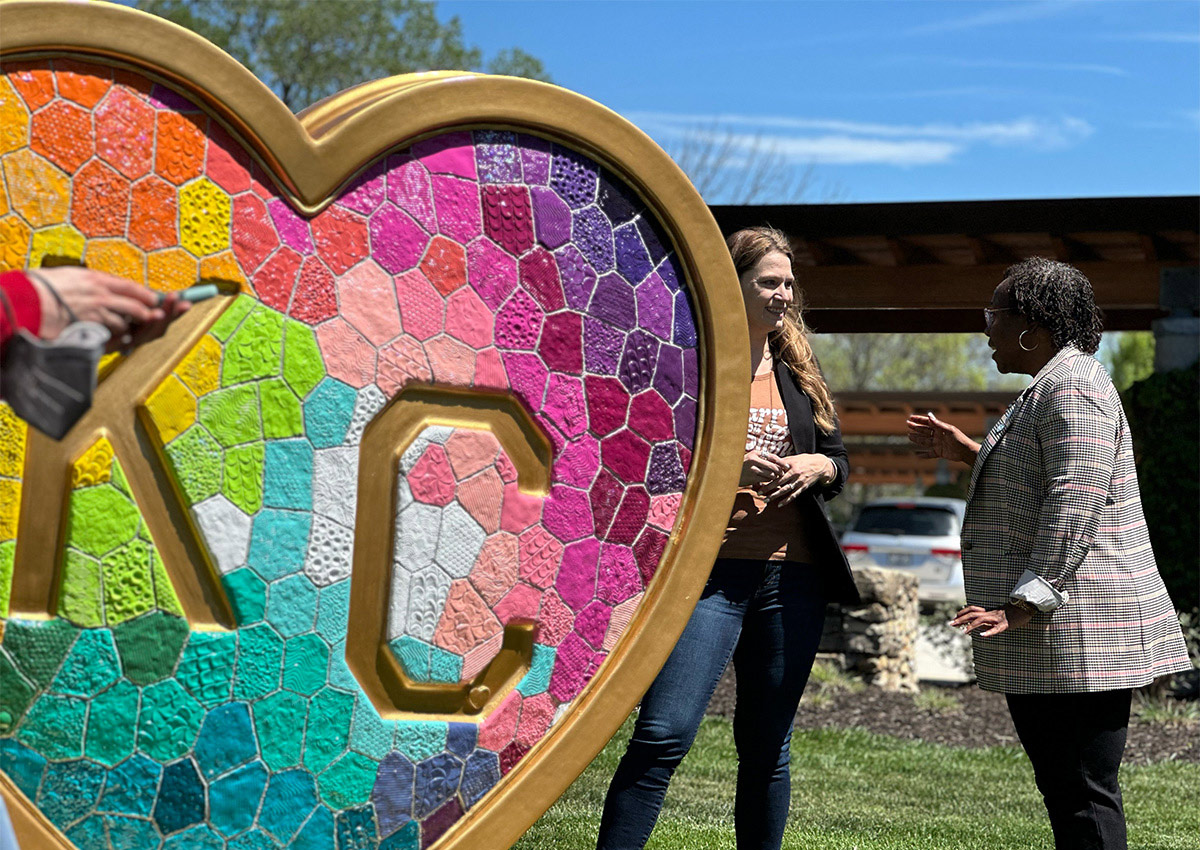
[[1, 285, 110, 440]]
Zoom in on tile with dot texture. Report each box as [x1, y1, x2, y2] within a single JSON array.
[[583, 316, 624, 376], [476, 130, 521, 184], [535, 588, 574, 648], [179, 176, 232, 258], [94, 87, 155, 179], [340, 160, 387, 215], [30, 99, 94, 173], [303, 513, 354, 587], [39, 758, 106, 830], [550, 145, 599, 210], [435, 502, 487, 579], [146, 244, 199, 293], [514, 691, 556, 749], [572, 205, 615, 275], [341, 383, 387, 446], [386, 153, 437, 232]]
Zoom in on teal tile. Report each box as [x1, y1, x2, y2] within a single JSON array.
[[163, 824, 223, 849], [318, 750, 378, 809], [39, 758, 105, 825], [282, 633, 329, 695], [64, 814, 108, 850], [388, 636, 430, 680], [210, 760, 267, 836], [176, 631, 237, 708], [137, 680, 204, 762], [349, 696, 393, 760], [252, 689, 306, 771], [291, 804, 335, 850], [428, 644, 463, 684], [259, 768, 317, 843], [84, 679, 139, 766], [266, 574, 318, 638], [0, 738, 45, 798], [50, 628, 121, 697], [302, 688, 354, 774], [315, 580, 350, 644], [303, 378, 357, 449], [247, 509, 311, 581], [263, 439, 314, 510], [516, 644, 557, 696], [105, 814, 162, 849], [222, 567, 267, 624], [98, 753, 160, 816], [194, 702, 257, 779], [393, 720, 446, 762], [232, 623, 284, 701], [17, 692, 86, 760]]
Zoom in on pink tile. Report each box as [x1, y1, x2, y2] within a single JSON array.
[[377, 335, 432, 396], [584, 376, 630, 437], [552, 434, 599, 490], [479, 689, 522, 751], [627, 391, 674, 442], [252, 246, 302, 313], [501, 352, 547, 412], [408, 444, 455, 506], [339, 259, 402, 345], [394, 268, 444, 341], [426, 334, 476, 386], [434, 579, 501, 656], [462, 632, 504, 680], [597, 543, 641, 605], [458, 467, 504, 532], [557, 538, 599, 611], [536, 588, 574, 647], [469, 533, 520, 607], [468, 237, 518, 310], [588, 469, 623, 540], [519, 248, 564, 312], [547, 632, 601, 703], [575, 600, 612, 650], [494, 582, 541, 624], [386, 153, 437, 232], [633, 526, 668, 585], [268, 198, 314, 254], [472, 347, 509, 391], [601, 430, 652, 483], [538, 312, 583, 375], [315, 317, 377, 389], [340, 161, 386, 215], [519, 527, 562, 589], [413, 132, 477, 178], [482, 185, 534, 257], [231, 194, 278, 273], [444, 431, 500, 480], [514, 692, 554, 749], [206, 122, 251, 194], [432, 175, 482, 244], [369, 204, 428, 274], [445, 287, 494, 350], [543, 375, 587, 440], [648, 494, 681, 532], [494, 289, 542, 351], [496, 452, 518, 485], [542, 485, 593, 543], [500, 482, 543, 534], [603, 593, 643, 652], [609, 486, 650, 546]]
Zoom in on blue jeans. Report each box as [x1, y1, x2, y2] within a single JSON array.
[[596, 559, 827, 850]]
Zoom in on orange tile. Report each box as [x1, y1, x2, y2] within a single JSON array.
[[30, 100, 94, 174], [87, 239, 146, 283], [53, 59, 111, 108], [199, 250, 249, 293], [95, 87, 155, 179], [128, 175, 177, 251], [147, 247, 199, 293], [154, 111, 207, 185], [71, 160, 130, 237], [3, 63, 56, 111]]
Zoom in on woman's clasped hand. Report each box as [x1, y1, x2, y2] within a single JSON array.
[[742, 450, 834, 506]]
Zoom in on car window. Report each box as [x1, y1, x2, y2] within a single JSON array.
[[852, 506, 960, 536]]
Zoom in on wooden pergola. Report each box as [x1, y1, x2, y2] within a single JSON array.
[[710, 195, 1199, 333]]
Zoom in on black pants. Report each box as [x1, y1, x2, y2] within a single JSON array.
[[1006, 689, 1132, 850]]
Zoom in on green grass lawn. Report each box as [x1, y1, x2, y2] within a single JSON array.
[[514, 716, 1199, 850]]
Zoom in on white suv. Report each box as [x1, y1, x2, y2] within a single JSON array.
[[840, 497, 966, 604]]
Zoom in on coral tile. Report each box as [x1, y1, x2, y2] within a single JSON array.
[[443, 431, 499, 481], [419, 234, 467, 296], [231, 194, 278, 273], [394, 268, 444, 341], [469, 532, 519, 607], [316, 317, 377, 389], [457, 467, 503, 532], [252, 246, 303, 312], [30, 99, 93, 174], [425, 334, 475, 386], [603, 593, 643, 652], [493, 583, 540, 624], [290, 255, 338, 325], [339, 259, 402, 345], [94, 87, 155, 179], [128, 175, 178, 251], [205, 122, 252, 194], [312, 204, 369, 275], [432, 580, 501, 656], [376, 335, 431, 397], [408, 445, 455, 507], [517, 526, 562, 589], [444, 286, 493, 350]]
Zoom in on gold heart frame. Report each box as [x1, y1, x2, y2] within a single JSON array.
[[0, 1, 749, 847]]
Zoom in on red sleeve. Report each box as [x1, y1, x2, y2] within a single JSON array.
[[1, 270, 42, 348]]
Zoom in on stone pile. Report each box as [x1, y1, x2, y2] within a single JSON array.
[[818, 566, 920, 692]]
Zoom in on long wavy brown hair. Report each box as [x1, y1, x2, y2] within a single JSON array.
[[726, 226, 837, 433]]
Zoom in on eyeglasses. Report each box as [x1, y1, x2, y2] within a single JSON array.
[[983, 306, 1015, 331]]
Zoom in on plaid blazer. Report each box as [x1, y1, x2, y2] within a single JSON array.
[[962, 346, 1191, 694]]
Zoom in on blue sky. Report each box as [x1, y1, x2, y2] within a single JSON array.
[[444, 0, 1199, 203]]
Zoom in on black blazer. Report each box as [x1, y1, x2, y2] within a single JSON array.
[[773, 359, 861, 604]]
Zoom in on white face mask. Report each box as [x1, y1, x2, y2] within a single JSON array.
[[2, 291, 110, 440]]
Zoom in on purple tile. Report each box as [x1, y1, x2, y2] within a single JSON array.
[[556, 244, 597, 311], [646, 442, 687, 495], [373, 752, 416, 836], [532, 187, 571, 250], [583, 318, 624, 376], [673, 290, 698, 347], [614, 223, 652, 285], [475, 130, 522, 183], [618, 330, 660, 395], [149, 83, 202, 112], [589, 273, 636, 331], [572, 206, 615, 274], [635, 273, 673, 341], [518, 133, 552, 185], [674, 396, 697, 451], [682, 346, 699, 398], [413, 753, 463, 819], [420, 797, 465, 849], [652, 345, 684, 404], [636, 216, 670, 264], [550, 146, 598, 210], [597, 171, 641, 225], [657, 259, 681, 293], [460, 750, 501, 810]]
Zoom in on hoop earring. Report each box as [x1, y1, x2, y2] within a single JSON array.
[[1019, 329, 1039, 352]]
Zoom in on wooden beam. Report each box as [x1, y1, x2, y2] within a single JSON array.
[[804, 306, 1167, 333]]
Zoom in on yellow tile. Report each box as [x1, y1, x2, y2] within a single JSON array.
[[199, 249, 249, 292], [3, 148, 70, 228], [174, 334, 222, 397], [179, 177, 232, 258], [98, 352, 123, 381], [0, 403, 26, 479], [29, 223, 85, 268], [0, 214, 31, 271], [86, 239, 146, 283], [0, 478, 19, 541], [72, 437, 115, 488], [144, 374, 197, 443], [147, 246, 198, 293]]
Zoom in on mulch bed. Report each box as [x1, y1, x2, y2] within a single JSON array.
[[706, 667, 1198, 766]]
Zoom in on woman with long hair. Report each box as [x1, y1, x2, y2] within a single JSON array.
[[596, 227, 859, 850]]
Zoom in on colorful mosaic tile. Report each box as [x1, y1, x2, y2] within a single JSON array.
[[0, 58, 702, 848]]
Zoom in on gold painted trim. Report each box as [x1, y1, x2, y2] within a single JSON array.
[[0, 770, 73, 850], [1, 2, 751, 847]]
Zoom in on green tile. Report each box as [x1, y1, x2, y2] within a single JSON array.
[[137, 678, 204, 762], [2, 618, 79, 689], [210, 294, 255, 341], [224, 306, 284, 385], [164, 424, 224, 506], [0, 652, 34, 733], [222, 442, 265, 514], [199, 383, 263, 448], [101, 538, 157, 625], [282, 320, 325, 399], [56, 549, 104, 627], [253, 689, 306, 771], [65, 484, 141, 559], [260, 377, 303, 438], [113, 610, 189, 686]]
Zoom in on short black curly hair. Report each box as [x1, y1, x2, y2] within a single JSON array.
[[1003, 257, 1103, 354]]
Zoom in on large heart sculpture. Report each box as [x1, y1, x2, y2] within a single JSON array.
[[0, 2, 747, 848]]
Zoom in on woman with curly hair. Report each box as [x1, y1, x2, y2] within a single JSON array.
[[907, 258, 1190, 850], [596, 227, 858, 850]]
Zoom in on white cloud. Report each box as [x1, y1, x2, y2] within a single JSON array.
[[631, 111, 1095, 167], [902, 1, 1078, 36]]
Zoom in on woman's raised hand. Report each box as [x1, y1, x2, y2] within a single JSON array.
[[906, 412, 980, 466]]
